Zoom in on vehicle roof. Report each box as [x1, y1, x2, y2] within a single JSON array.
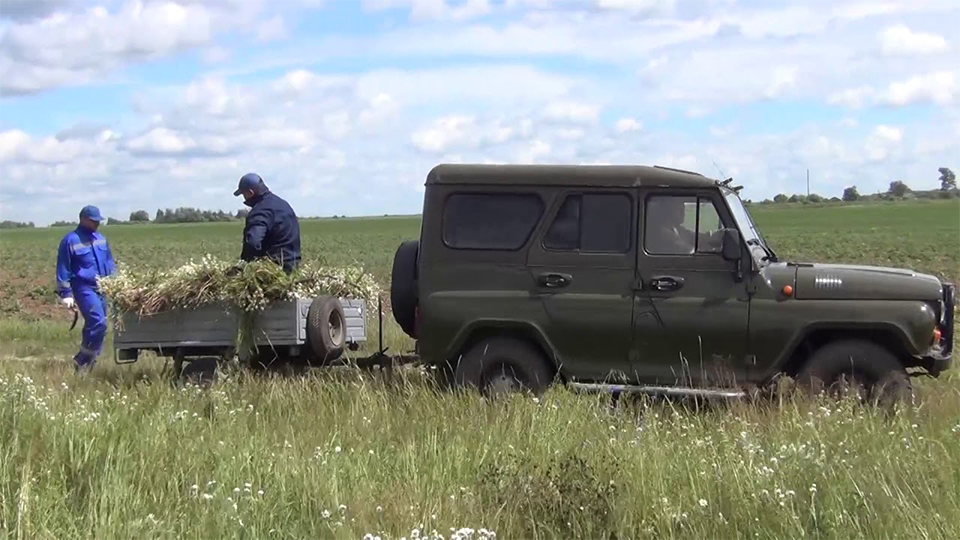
[[425, 163, 722, 189]]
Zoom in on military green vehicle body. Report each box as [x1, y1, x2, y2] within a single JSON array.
[[391, 163, 955, 398]]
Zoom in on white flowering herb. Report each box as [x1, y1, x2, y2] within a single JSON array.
[[100, 256, 381, 317]]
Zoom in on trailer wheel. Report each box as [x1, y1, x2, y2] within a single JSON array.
[[306, 296, 346, 365]]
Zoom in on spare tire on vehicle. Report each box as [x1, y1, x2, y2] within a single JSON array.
[[391, 240, 419, 338], [306, 295, 346, 365]]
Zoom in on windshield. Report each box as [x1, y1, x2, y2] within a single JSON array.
[[723, 189, 775, 261]]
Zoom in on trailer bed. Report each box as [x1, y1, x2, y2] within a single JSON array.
[[113, 297, 368, 363]]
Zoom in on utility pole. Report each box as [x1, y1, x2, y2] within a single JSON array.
[[806, 168, 810, 197]]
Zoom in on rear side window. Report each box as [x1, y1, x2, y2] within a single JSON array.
[[543, 192, 632, 253], [442, 193, 544, 250]]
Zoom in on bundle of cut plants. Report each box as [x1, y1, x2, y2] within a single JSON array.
[[99, 255, 381, 318]]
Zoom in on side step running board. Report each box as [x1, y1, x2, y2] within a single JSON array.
[[569, 382, 745, 399]]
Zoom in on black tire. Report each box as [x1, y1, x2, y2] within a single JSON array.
[[795, 339, 913, 407], [390, 240, 419, 337], [179, 356, 218, 388], [306, 295, 346, 365], [453, 336, 554, 397]]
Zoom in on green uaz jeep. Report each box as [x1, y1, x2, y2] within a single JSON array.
[[390, 164, 955, 403]]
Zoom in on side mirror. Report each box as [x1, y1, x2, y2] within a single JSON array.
[[721, 228, 742, 261]]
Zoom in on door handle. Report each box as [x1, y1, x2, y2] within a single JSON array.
[[538, 272, 572, 288], [649, 276, 684, 291]]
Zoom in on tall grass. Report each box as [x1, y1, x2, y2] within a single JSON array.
[[2, 200, 958, 539], [2, 361, 959, 539]]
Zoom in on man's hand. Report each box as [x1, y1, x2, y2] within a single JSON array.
[[61, 297, 75, 310]]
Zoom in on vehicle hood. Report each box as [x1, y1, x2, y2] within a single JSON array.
[[793, 263, 943, 301]]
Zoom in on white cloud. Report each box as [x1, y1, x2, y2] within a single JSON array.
[[865, 125, 903, 162], [0, 0, 299, 95], [256, 15, 289, 43], [3, 0, 960, 224], [0, 1, 216, 94], [0, 129, 107, 164], [542, 101, 600, 124], [201, 46, 232, 64], [0, 0, 74, 22], [357, 93, 400, 129], [765, 65, 800, 99], [615, 117, 642, 133], [653, 154, 700, 172], [363, 0, 492, 21], [517, 139, 552, 162], [879, 25, 949, 56], [879, 71, 959, 106], [591, 0, 676, 16], [123, 127, 198, 156], [411, 115, 476, 153], [828, 86, 875, 109]]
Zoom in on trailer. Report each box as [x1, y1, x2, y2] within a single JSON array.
[[112, 295, 414, 377]]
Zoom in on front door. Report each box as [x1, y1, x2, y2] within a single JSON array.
[[631, 188, 751, 387], [526, 188, 637, 382]]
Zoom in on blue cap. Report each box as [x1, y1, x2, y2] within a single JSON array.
[[234, 173, 263, 196], [79, 205, 103, 222]]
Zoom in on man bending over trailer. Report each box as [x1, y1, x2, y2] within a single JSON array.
[[55, 205, 116, 373], [233, 172, 301, 274]]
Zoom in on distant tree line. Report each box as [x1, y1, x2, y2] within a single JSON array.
[[751, 166, 958, 206], [106, 208, 249, 225], [42, 208, 251, 227], [149, 207, 249, 224], [0, 220, 36, 229]]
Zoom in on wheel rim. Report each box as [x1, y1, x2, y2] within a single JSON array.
[[483, 365, 523, 397], [327, 311, 344, 346], [827, 372, 871, 402]]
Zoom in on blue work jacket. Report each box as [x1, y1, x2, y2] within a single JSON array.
[[56, 226, 116, 298], [241, 190, 301, 272]]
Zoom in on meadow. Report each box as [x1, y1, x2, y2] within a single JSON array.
[[1, 199, 958, 539]]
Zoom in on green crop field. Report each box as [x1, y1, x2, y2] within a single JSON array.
[[1, 199, 959, 539]]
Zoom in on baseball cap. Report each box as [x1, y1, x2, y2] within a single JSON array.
[[234, 173, 263, 196], [79, 205, 103, 222]]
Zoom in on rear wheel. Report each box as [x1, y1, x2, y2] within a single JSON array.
[[306, 295, 346, 365], [453, 336, 554, 398], [795, 339, 913, 407]]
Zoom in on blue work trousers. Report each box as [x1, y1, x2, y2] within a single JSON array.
[[73, 286, 108, 368]]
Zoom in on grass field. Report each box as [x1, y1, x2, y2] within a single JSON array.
[[1, 199, 959, 539]]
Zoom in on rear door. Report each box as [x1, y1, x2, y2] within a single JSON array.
[[526, 188, 637, 382], [631, 187, 751, 386]]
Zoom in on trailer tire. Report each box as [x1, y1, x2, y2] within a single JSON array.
[[391, 240, 419, 337], [306, 295, 346, 365]]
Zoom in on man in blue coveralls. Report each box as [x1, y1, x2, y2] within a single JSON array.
[[55, 205, 116, 372]]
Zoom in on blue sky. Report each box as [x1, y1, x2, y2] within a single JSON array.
[[0, 0, 958, 225]]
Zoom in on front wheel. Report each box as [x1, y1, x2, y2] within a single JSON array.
[[453, 336, 555, 398], [795, 339, 913, 408]]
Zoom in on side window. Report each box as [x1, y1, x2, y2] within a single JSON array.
[[543, 193, 632, 253], [442, 193, 544, 250], [644, 194, 726, 255]]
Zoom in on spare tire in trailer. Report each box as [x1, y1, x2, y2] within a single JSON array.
[[391, 240, 419, 338], [306, 295, 346, 365]]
